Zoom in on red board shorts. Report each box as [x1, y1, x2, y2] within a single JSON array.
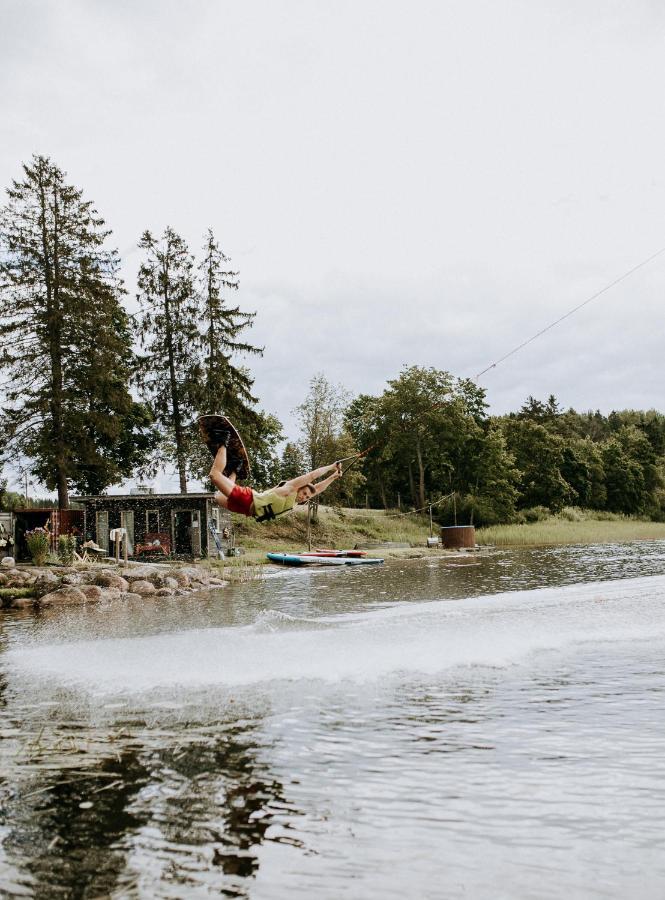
[[225, 484, 254, 517]]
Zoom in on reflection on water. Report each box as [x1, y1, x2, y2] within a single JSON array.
[[2, 542, 665, 898]]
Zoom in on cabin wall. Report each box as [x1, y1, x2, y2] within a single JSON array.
[[80, 496, 232, 559]]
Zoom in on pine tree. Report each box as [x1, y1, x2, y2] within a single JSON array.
[[198, 229, 263, 420], [185, 230, 282, 489], [135, 227, 202, 493], [0, 155, 156, 508]]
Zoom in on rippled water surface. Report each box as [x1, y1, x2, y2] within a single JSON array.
[[2, 542, 665, 898]]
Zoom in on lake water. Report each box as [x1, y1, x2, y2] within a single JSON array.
[[2, 543, 665, 898]]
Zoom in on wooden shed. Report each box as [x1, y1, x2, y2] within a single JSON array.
[[74, 492, 233, 560]]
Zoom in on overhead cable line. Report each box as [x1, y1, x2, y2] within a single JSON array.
[[475, 244, 665, 380]]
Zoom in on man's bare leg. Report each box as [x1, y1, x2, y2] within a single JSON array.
[[210, 445, 238, 499]]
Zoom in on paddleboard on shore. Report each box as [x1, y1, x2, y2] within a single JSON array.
[[198, 414, 251, 481], [310, 548, 367, 558], [267, 553, 346, 566], [267, 552, 384, 567]]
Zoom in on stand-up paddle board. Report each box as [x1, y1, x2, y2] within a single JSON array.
[[267, 553, 346, 566], [198, 414, 251, 481]]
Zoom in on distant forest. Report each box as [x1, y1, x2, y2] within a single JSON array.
[[340, 373, 665, 525], [1, 155, 663, 523]]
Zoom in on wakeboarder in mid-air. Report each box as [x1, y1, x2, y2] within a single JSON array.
[[200, 415, 342, 523]]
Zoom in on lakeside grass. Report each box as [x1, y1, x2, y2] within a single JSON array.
[[477, 515, 665, 547], [225, 505, 434, 558], [231, 505, 665, 554], [202, 504, 665, 562]]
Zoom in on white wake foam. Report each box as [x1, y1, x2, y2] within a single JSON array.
[[7, 575, 665, 693]]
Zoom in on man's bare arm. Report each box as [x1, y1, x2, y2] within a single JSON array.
[[312, 469, 341, 497], [287, 463, 339, 491]]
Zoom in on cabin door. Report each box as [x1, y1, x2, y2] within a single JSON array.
[[172, 510, 201, 556]]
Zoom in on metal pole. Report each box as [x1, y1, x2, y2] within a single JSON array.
[[307, 501, 312, 551], [429, 505, 433, 537]]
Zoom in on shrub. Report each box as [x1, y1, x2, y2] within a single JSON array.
[[58, 534, 77, 565], [557, 506, 584, 522], [522, 506, 550, 523], [25, 527, 50, 566]]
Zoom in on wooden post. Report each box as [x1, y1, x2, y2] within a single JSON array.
[[123, 533, 128, 565], [453, 492, 457, 526], [307, 501, 312, 551], [114, 532, 120, 563], [429, 504, 433, 537], [397, 492, 401, 512]]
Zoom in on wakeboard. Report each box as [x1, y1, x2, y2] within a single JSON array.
[[198, 414, 251, 481]]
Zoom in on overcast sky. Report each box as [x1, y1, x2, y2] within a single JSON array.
[[2, 0, 665, 492]]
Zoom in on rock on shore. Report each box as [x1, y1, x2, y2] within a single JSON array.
[[0, 561, 229, 609]]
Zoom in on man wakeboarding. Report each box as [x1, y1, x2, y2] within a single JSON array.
[[209, 431, 342, 523]]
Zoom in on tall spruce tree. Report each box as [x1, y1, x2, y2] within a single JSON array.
[[135, 228, 202, 493], [198, 229, 263, 419], [0, 155, 156, 508], [186, 229, 283, 490]]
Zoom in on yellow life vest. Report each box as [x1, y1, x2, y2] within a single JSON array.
[[251, 488, 297, 523]]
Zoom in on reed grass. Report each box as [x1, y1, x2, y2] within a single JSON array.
[[477, 517, 665, 547]]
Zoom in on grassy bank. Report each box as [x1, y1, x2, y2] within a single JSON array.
[[209, 505, 665, 562], [477, 513, 665, 547], [229, 505, 434, 558]]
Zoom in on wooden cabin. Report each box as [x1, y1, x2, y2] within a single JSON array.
[[74, 492, 233, 560]]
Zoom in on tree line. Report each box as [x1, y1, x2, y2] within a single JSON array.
[[334, 373, 665, 524], [2, 155, 664, 522]]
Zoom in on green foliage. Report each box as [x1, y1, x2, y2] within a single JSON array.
[[496, 397, 665, 520], [0, 155, 157, 507], [25, 527, 49, 565], [136, 227, 278, 492], [346, 366, 515, 525], [501, 419, 571, 511], [520, 506, 551, 523], [279, 442, 306, 481], [294, 374, 364, 508], [135, 227, 201, 492], [197, 229, 262, 422], [58, 533, 76, 565], [0, 587, 36, 603]]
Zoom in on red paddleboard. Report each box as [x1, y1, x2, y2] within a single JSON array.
[[302, 549, 367, 558]]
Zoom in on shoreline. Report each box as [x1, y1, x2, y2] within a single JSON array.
[[0, 560, 229, 610], [3, 513, 665, 609]]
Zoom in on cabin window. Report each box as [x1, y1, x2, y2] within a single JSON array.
[[146, 509, 160, 533]]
